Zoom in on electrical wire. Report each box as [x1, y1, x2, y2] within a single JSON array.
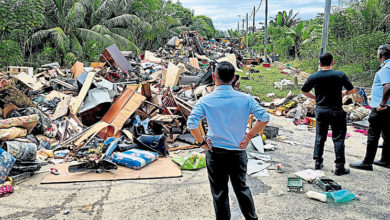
[[249, 0, 263, 18]]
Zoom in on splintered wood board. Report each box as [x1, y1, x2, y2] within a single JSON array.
[[69, 71, 96, 114], [164, 62, 181, 87], [41, 157, 182, 184], [111, 92, 146, 134]]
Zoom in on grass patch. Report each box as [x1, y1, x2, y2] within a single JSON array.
[[238, 65, 301, 102]]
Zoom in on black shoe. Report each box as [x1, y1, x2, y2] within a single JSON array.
[[373, 160, 390, 168], [349, 161, 373, 171], [315, 160, 323, 170], [334, 164, 350, 176]]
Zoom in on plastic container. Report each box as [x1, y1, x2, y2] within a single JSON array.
[[262, 63, 271, 68], [287, 177, 303, 192]]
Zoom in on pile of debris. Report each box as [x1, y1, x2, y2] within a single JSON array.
[[0, 33, 264, 191], [263, 87, 371, 129]]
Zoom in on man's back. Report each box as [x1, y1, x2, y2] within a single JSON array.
[[187, 85, 269, 150], [301, 70, 353, 107]]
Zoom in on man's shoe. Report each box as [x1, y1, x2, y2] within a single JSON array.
[[315, 160, 323, 170], [373, 160, 390, 168], [349, 161, 373, 171], [334, 164, 350, 176]]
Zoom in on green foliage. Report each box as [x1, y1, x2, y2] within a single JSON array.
[[0, 0, 216, 67], [238, 65, 301, 101], [0, 40, 23, 68]]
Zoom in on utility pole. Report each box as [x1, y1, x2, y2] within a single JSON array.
[[264, 0, 269, 63], [252, 6, 256, 49], [320, 0, 331, 56], [237, 22, 240, 34], [246, 13, 249, 49]]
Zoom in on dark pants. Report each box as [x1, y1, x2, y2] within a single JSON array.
[[363, 108, 390, 164], [314, 106, 347, 164], [206, 148, 257, 220]]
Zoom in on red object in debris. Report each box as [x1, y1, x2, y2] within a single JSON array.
[[355, 129, 368, 136], [263, 63, 271, 67], [328, 132, 351, 139], [0, 185, 14, 197], [140, 54, 145, 60]]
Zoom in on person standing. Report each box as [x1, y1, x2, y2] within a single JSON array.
[[187, 61, 270, 220], [301, 53, 356, 175], [350, 44, 390, 170]]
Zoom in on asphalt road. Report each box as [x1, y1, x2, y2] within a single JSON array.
[[1, 115, 389, 220]]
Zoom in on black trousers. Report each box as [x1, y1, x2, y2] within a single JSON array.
[[363, 108, 390, 163], [206, 148, 257, 220], [314, 106, 347, 164]]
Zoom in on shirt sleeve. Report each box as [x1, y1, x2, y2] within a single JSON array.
[[378, 67, 390, 85], [342, 73, 354, 91], [187, 99, 206, 130], [301, 76, 314, 93], [249, 96, 270, 122]]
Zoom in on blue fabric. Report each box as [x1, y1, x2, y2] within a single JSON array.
[[112, 149, 158, 170], [187, 85, 270, 150], [0, 148, 15, 184], [371, 59, 390, 108]]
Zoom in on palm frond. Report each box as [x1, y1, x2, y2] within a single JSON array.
[[103, 14, 142, 28], [27, 27, 70, 53], [91, 24, 111, 35], [66, 2, 87, 28], [76, 28, 115, 48], [108, 32, 140, 54]]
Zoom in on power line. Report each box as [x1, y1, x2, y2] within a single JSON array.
[[249, 0, 263, 18]]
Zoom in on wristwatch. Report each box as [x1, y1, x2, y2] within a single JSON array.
[[380, 103, 387, 108]]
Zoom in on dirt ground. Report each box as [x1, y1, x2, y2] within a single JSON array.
[[0, 115, 389, 220]]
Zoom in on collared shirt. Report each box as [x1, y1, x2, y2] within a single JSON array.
[[187, 85, 270, 151], [371, 59, 390, 108]]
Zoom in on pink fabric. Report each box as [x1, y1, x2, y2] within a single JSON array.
[[354, 129, 369, 136], [0, 185, 14, 197], [328, 132, 352, 139]]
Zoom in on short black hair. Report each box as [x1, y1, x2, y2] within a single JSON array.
[[215, 61, 235, 83], [320, 53, 333, 66], [378, 44, 390, 60]]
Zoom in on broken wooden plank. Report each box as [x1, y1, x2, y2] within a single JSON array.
[[71, 61, 84, 79], [51, 78, 76, 90], [50, 96, 71, 120], [14, 72, 44, 91], [164, 62, 182, 88], [69, 71, 96, 115], [111, 92, 146, 134], [189, 58, 200, 69], [74, 121, 109, 146]]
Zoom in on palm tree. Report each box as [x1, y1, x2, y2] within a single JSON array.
[[270, 10, 300, 27], [27, 0, 144, 64], [287, 21, 321, 59]]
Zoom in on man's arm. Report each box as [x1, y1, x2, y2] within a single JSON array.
[[378, 83, 390, 110], [239, 96, 270, 149], [239, 120, 268, 149], [302, 91, 316, 100], [187, 100, 210, 151], [301, 76, 315, 100], [341, 73, 357, 96]]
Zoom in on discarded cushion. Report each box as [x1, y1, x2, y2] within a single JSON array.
[[325, 189, 356, 203], [112, 149, 158, 170], [0, 148, 15, 184]]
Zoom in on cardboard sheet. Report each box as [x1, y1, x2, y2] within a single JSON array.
[[41, 157, 182, 184], [164, 62, 182, 87]]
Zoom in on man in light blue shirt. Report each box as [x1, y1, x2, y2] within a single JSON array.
[[350, 44, 390, 171], [187, 61, 269, 220]]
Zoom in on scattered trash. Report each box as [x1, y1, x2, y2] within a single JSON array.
[[325, 189, 357, 203], [287, 177, 303, 192], [316, 177, 342, 192], [306, 191, 327, 203], [295, 169, 325, 183], [172, 152, 206, 170]]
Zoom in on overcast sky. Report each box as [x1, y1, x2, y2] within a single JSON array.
[[180, 0, 340, 30]]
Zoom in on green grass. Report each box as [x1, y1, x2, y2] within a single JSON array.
[[238, 65, 301, 102]]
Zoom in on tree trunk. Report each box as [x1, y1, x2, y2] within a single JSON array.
[[294, 44, 299, 60]]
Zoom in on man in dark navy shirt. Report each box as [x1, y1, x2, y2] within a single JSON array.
[[301, 53, 356, 175]]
